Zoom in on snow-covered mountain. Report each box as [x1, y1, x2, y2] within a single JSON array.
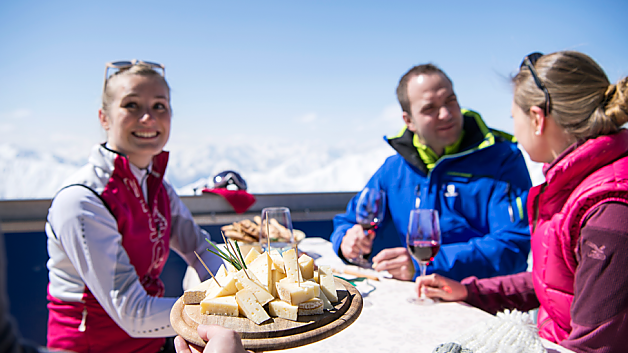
[[0, 140, 395, 200], [0, 140, 543, 200]]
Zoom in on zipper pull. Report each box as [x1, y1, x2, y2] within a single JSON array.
[[415, 186, 421, 208], [78, 306, 87, 332]]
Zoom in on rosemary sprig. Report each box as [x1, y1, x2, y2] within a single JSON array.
[[204, 238, 232, 261], [204, 237, 247, 271], [221, 232, 244, 270], [234, 241, 247, 268]]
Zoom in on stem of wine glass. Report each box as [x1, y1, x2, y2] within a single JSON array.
[[419, 261, 428, 299]]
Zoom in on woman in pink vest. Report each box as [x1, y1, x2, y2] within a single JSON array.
[[45, 61, 224, 353], [415, 50, 628, 353]]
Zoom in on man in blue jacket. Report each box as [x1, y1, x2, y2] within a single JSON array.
[[331, 63, 532, 281]]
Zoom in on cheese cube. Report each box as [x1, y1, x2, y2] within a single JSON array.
[[204, 273, 238, 300], [248, 252, 272, 290], [318, 288, 334, 310], [244, 247, 261, 265], [234, 269, 265, 290], [191, 264, 230, 298], [282, 248, 303, 283], [183, 279, 212, 304], [298, 254, 315, 280], [318, 265, 338, 302], [269, 250, 285, 274], [276, 278, 317, 305], [298, 297, 324, 316], [235, 289, 271, 325], [234, 270, 274, 306], [268, 299, 298, 321], [215, 264, 229, 278], [270, 268, 287, 297], [301, 280, 320, 297], [200, 295, 239, 317]]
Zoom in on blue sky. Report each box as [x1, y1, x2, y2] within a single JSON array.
[[1, 0, 627, 153]]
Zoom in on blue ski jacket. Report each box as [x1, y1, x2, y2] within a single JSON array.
[[331, 110, 532, 281]]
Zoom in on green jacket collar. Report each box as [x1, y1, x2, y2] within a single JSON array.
[[386, 109, 515, 174]]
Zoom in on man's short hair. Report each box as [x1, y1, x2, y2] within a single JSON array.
[[396, 63, 453, 114]]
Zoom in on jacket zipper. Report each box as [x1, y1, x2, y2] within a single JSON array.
[[531, 184, 547, 233], [538, 316, 552, 330], [506, 183, 514, 222], [78, 306, 87, 332]]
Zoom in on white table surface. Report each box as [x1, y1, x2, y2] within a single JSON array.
[[276, 237, 573, 353]]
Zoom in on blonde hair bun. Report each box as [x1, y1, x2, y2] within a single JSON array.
[[605, 77, 628, 127]]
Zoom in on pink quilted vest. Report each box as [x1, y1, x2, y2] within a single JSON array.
[[47, 151, 172, 353], [528, 129, 628, 343]]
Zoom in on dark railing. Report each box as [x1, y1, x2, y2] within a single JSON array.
[[1, 192, 355, 346]]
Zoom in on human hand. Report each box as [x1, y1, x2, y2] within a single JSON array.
[[415, 274, 468, 302], [340, 224, 375, 260], [174, 325, 247, 353], [371, 247, 415, 281]]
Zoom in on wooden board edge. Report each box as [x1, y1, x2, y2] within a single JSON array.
[[171, 277, 363, 351], [171, 297, 206, 347]]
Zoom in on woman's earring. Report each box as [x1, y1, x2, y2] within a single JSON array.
[[535, 130, 541, 136]]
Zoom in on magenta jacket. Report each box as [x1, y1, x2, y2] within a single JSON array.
[[464, 129, 628, 353]]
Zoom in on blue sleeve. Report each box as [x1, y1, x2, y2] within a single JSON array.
[[427, 147, 532, 281]]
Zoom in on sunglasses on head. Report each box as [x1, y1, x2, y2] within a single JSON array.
[[103, 59, 165, 91], [213, 170, 248, 191], [520, 52, 552, 116]]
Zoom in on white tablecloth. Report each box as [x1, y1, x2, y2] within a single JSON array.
[[276, 237, 573, 353]]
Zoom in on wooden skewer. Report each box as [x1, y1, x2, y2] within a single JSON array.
[[265, 213, 271, 253], [194, 251, 222, 287], [335, 267, 380, 281], [296, 242, 301, 287]]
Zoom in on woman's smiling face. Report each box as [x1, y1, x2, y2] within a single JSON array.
[[99, 74, 171, 168]]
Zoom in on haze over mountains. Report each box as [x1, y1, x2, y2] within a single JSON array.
[[0, 140, 543, 200], [0, 140, 394, 200]]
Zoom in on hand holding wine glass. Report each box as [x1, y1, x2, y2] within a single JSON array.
[[414, 273, 468, 302], [406, 209, 441, 304], [349, 188, 386, 267]]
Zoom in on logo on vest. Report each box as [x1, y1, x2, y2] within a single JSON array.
[[444, 184, 458, 197], [584, 240, 606, 261]]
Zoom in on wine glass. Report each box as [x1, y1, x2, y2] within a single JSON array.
[[351, 188, 386, 268], [406, 209, 441, 305], [259, 207, 295, 254]]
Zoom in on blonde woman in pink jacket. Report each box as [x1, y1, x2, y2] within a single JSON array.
[[416, 50, 628, 353], [46, 61, 223, 353]]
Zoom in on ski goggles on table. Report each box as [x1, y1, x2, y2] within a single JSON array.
[[213, 170, 248, 191], [519, 52, 552, 116], [103, 59, 165, 91]]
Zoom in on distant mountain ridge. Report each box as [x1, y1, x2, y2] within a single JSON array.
[[0, 140, 543, 200], [0, 141, 395, 200]]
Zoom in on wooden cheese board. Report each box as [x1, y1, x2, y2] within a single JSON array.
[[170, 278, 362, 351]]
